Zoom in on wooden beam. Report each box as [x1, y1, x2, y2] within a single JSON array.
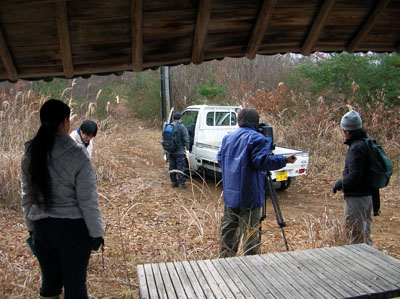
[[131, 0, 143, 72], [192, 0, 212, 65], [246, 0, 278, 59], [0, 0, 70, 8], [0, 25, 18, 81], [347, 0, 391, 53], [55, 0, 74, 78], [301, 0, 335, 56]]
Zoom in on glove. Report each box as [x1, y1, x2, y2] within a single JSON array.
[[332, 180, 342, 194], [90, 237, 104, 251]]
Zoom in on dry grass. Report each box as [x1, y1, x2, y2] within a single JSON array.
[[0, 89, 399, 298]]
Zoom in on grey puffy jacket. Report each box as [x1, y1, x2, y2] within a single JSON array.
[[21, 133, 105, 238]]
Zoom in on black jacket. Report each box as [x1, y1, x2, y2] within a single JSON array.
[[338, 131, 373, 197]]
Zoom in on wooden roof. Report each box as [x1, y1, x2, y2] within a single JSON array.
[[0, 0, 399, 82]]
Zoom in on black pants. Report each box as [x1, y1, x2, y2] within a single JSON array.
[[33, 218, 92, 299], [169, 152, 186, 185]]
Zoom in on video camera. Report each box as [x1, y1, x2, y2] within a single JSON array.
[[258, 122, 275, 150]]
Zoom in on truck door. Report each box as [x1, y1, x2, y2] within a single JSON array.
[[181, 110, 199, 152], [166, 107, 174, 126]]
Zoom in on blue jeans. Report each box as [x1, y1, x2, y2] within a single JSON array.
[[169, 152, 186, 185], [33, 218, 92, 299]]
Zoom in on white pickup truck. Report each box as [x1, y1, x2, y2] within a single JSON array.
[[165, 105, 309, 190]]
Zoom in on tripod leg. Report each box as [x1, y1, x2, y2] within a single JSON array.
[[266, 174, 289, 251]]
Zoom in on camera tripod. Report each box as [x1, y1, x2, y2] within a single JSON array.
[[260, 171, 289, 251]]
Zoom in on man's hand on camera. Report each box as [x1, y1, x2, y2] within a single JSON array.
[[286, 154, 297, 164]]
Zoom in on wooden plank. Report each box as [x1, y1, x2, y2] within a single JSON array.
[[261, 253, 325, 299], [243, 255, 301, 299], [182, 261, 206, 299], [219, 258, 263, 299], [320, 246, 399, 292], [203, 259, 236, 299], [137, 264, 150, 299], [151, 263, 169, 299], [0, 25, 17, 81], [282, 250, 353, 298], [138, 245, 400, 299], [196, 260, 226, 299], [270, 252, 333, 299], [347, 0, 391, 53], [212, 258, 256, 299], [166, 262, 187, 298], [315, 247, 387, 294], [189, 261, 216, 299], [131, 0, 143, 72], [55, 0, 74, 78], [245, 0, 278, 59], [354, 243, 400, 268], [301, 0, 336, 56], [174, 261, 198, 299], [343, 245, 400, 280], [328, 246, 400, 288], [299, 249, 372, 297], [159, 263, 178, 299], [228, 256, 276, 299], [192, 0, 212, 65], [144, 263, 159, 299]]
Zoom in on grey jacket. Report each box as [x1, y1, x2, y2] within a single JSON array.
[[21, 133, 105, 238]]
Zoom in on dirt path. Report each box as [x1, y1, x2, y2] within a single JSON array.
[[1, 124, 398, 298], [98, 125, 400, 261]]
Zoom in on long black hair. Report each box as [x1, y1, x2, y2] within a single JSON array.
[[27, 99, 70, 209]]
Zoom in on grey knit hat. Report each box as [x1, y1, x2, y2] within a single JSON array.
[[341, 110, 362, 131]]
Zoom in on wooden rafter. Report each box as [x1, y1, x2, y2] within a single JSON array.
[[56, 0, 73, 78], [246, 0, 278, 59], [347, 0, 391, 53], [192, 0, 212, 65], [0, 0, 70, 8], [301, 0, 336, 56], [0, 25, 17, 81], [131, 0, 143, 72]]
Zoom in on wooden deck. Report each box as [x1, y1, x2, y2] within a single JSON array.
[[137, 244, 400, 299]]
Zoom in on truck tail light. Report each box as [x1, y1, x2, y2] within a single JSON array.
[[298, 169, 305, 174]]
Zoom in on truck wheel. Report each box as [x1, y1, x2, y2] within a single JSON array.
[[277, 180, 291, 191]]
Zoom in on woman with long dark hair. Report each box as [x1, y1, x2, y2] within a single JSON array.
[[21, 99, 105, 299]]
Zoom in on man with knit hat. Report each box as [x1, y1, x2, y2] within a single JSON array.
[[333, 110, 375, 245]]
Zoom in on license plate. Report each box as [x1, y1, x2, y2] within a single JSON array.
[[276, 171, 288, 182]]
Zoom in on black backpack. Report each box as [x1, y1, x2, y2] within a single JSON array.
[[364, 138, 392, 189], [162, 123, 179, 152]]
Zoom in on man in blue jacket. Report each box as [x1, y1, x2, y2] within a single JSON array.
[[217, 108, 296, 257]]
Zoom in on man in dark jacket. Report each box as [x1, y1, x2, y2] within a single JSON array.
[[169, 113, 190, 190], [333, 110, 373, 245], [217, 108, 296, 257]]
